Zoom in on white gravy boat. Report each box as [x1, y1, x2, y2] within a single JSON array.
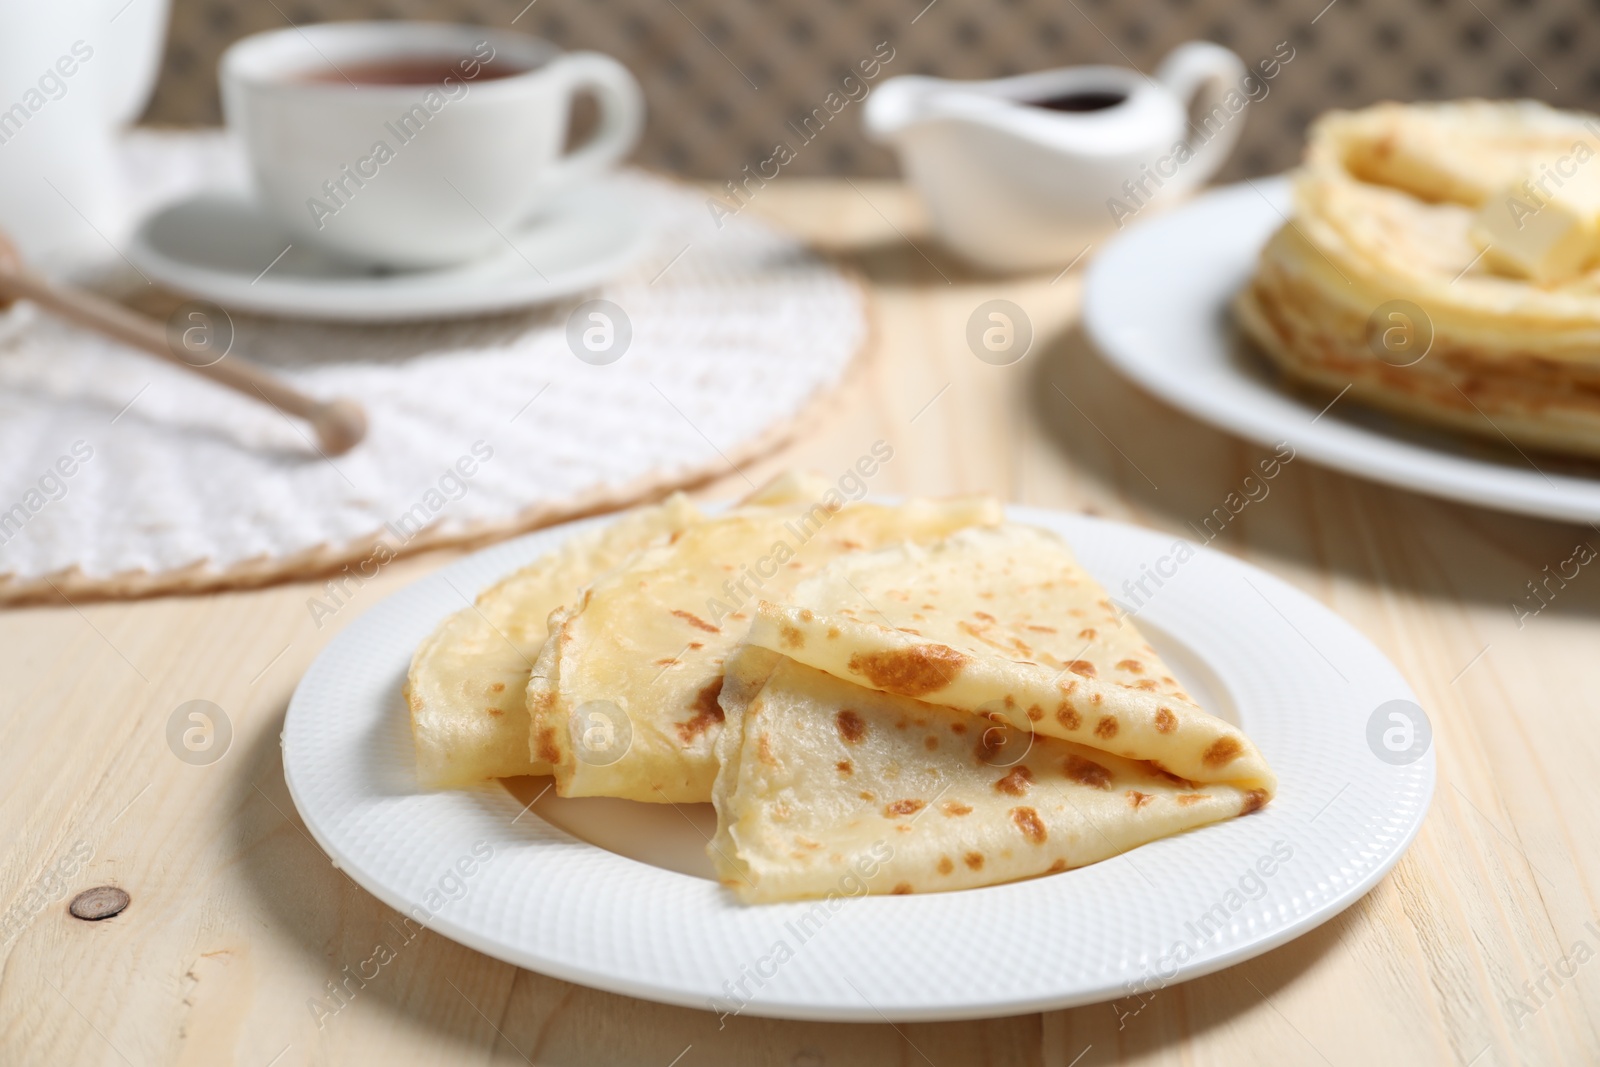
[[865, 42, 1248, 271]]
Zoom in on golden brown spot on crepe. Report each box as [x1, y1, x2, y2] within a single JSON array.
[[798, 608, 814, 622], [847, 644, 967, 697], [1135, 679, 1158, 691], [1127, 790, 1153, 809], [536, 727, 560, 765], [924, 735, 939, 751], [670, 609, 719, 633], [974, 610, 997, 623], [1003, 694, 1016, 708], [950, 721, 968, 735], [1047, 859, 1069, 874], [891, 883, 913, 895], [796, 837, 822, 851], [942, 800, 973, 816], [964, 851, 985, 870], [404, 688, 421, 713], [1059, 678, 1078, 697], [1023, 705, 1043, 724], [688, 642, 703, 650], [884, 799, 926, 818], [1077, 628, 1097, 640], [489, 682, 505, 693], [1117, 659, 1145, 673], [1155, 766, 1196, 789], [859, 791, 876, 801], [1176, 793, 1206, 806], [896, 824, 913, 833], [1241, 789, 1269, 815], [836, 709, 866, 743], [757, 735, 776, 767], [1064, 754, 1112, 790], [1091, 693, 1103, 706], [1095, 716, 1119, 739], [836, 759, 853, 775], [653, 658, 679, 667], [976, 728, 1008, 764], [996, 766, 1034, 795], [827, 626, 840, 639], [1066, 660, 1097, 677], [937, 855, 954, 875], [729, 612, 748, 620], [778, 623, 805, 649], [1056, 704, 1082, 731], [1028, 625, 1057, 634], [675, 677, 726, 743], [1011, 806, 1047, 845], [1204, 736, 1243, 767], [487, 707, 504, 718], [1154, 707, 1177, 734]]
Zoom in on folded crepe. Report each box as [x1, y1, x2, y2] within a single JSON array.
[[527, 492, 1003, 802], [406, 494, 703, 787], [744, 525, 1274, 792], [405, 472, 846, 787], [710, 644, 1264, 902]]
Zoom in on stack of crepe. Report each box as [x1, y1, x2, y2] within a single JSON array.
[[1236, 101, 1600, 460], [408, 473, 1275, 903]]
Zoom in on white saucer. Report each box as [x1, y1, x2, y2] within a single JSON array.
[[282, 504, 1432, 1022], [126, 181, 654, 322], [1084, 178, 1600, 525]]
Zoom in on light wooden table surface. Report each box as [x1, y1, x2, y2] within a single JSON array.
[[3, 181, 1598, 1067]]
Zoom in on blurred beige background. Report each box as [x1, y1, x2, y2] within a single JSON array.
[[145, 0, 1596, 180]]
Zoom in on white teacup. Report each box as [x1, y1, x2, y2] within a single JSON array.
[[221, 22, 644, 269]]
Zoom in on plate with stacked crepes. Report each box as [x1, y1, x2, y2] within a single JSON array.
[[283, 472, 1432, 1021], [1085, 100, 1600, 524]]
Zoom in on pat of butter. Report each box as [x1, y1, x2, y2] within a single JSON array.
[[1471, 170, 1600, 285]]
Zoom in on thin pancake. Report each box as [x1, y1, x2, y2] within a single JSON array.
[[406, 494, 702, 787], [709, 645, 1259, 902], [528, 495, 1003, 802], [1236, 101, 1600, 460], [744, 525, 1275, 792]]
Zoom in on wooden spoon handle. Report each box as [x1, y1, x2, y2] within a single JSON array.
[[0, 269, 367, 455]]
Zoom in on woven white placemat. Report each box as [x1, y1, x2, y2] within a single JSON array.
[[0, 132, 865, 601]]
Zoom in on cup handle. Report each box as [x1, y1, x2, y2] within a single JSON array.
[[1155, 41, 1247, 189], [538, 52, 645, 194]]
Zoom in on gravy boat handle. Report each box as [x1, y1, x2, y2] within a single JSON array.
[[1155, 41, 1247, 190]]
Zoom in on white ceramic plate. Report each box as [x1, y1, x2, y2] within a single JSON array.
[[1083, 177, 1600, 524], [282, 505, 1433, 1022], [127, 179, 652, 322]]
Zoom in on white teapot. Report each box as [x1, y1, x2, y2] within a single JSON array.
[[0, 1, 171, 268], [865, 42, 1250, 272]]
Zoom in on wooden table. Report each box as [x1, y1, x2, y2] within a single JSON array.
[[4, 181, 1597, 1066]]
